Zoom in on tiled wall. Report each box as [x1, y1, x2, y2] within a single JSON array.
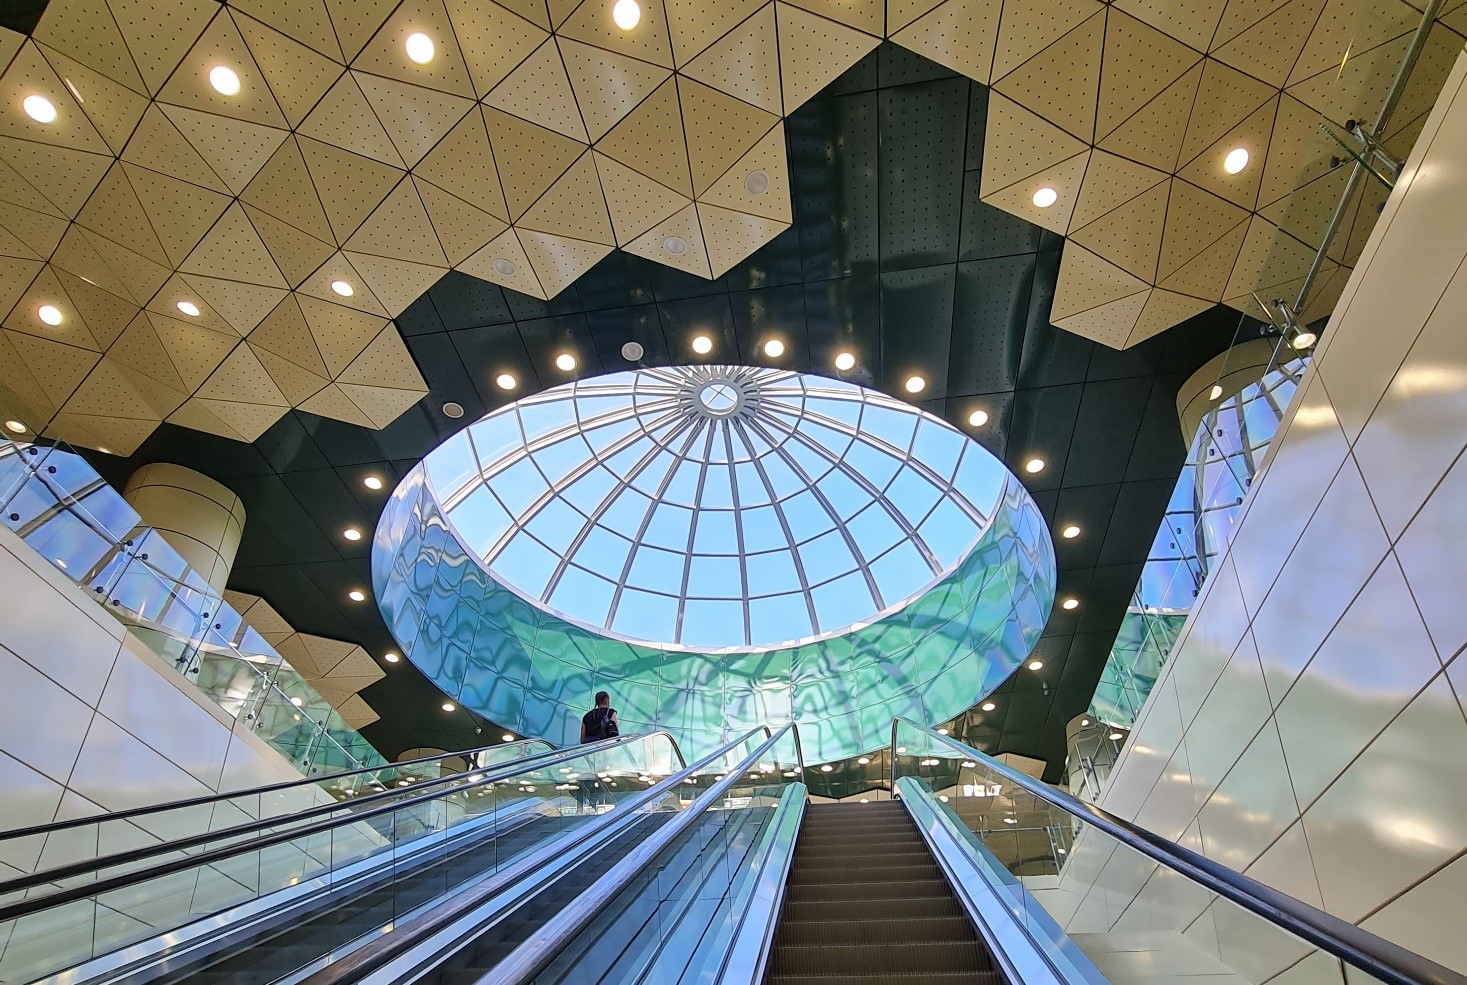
[[1091, 50, 1467, 977]]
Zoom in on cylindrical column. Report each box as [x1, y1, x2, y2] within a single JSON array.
[[123, 463, 246, 595]]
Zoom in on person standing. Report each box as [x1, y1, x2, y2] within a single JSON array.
[[577, 691, 618, 814]]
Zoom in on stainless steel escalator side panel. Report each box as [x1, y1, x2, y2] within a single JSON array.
[[709, 783, 807, 985]]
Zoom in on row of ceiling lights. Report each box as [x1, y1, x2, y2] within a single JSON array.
[[1028, 148, 1251, 211]]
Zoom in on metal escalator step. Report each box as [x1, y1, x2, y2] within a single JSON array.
[[784, 878, 953, 905], [786, 859, 943, 886], [775, 915, 974, 947], [781, 894, 964, 923], [769, 940, 991, 976], [766, 972, 1003, 985]]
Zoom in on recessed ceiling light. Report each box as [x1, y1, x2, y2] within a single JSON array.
[[1081, 718, 1090, 727], [691, 334, 713, 355], [819, 764, 833, 772], [556, 352, 576, 372], [834, 351, 855, 371], [502, 733, 515, 741], [663, 235, 688, 255], [491, 258, 517, 277], [290, 696, 304, 706], [1003, 816, 1018, 825], [348, 589, 366, 602], [5, 420, 26, 434], [384, 652, 400, 663], [405, 32, 435, 64], [904, 375, 926, 394], [96, 446, 111, 454], [859, 798, 869, 804], [857, 756, 870, 765], [176, 300, 200, 317], [1061, 524, 1081, 539], [1062, 597, 1080, 610], [967, 409, 989, 427], [343, 527, 362, 541], [496, 372, 517, 390], [1032, 186, 1058, 208], [1109, 731, 1124, 741], [962, 760, 976, 768], [1209, 383, 1224, 400], [763, 338, 785, 358], [937, 727, 949, 735], [363, 475, 384, 491], [1292, 330, 1318, 349], [1024, 457, 1045, 474], [208, 65, 241, 95], [612, 0, 641, 30], [1028, 659, 1044, 671], [981, 701, 996, 712], [1223, 147, 1250, 175], [23, 94, 56, 123], [939, 794, 949, 802], [441, 701, 455, 712], [37, 304, 62, 326], [330, 279, 354, 297], [745, 169, 769, 195], [621, 340, 644, 361], [443, 401, 465, 418]]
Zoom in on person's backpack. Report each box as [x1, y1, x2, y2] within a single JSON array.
[[588, 706, 619, 740]]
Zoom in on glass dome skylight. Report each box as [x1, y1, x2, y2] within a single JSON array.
[[422, 366, 1003, 650]]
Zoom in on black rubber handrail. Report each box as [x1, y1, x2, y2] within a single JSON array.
[[0, 738, 554, 843], [890, 718, 1467, 985], [0, 730, 684, 911]]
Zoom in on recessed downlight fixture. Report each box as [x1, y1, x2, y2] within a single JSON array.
[[1024, 457, 1045, 474], [5, 420, 26, 434], [38, 304, 63, 326], [1109, 731, 1124, 741], [1061, 524, 1081, 539], [819, 764, 833, 772], [1028, 659, 1044, 671], [1292, 330, 1318, 349], [857, 756, 870, 765], [384, 652, 400, 663], [502, 733, 515, 741], [621, 340, 644, 361], [405, 32, 435, 64], [1003, 816, 1018, 825], [23, 95, 56, 123], [834, 351, 856, 371], [1081, 718, 1090, 727], [208, 65, 241, 95], [745, 169, 769, 195], [441, 701, 455, 712], [363, 475, 384, 491], [496, 372, 517, 390], [981, 701, 996, 712], [904, 375, 926, 394], [612, 0, 641, 29], [1062, 597, 1080, 610], [937, 727, 949, 735], [967, 409, 989, 427], [691, 334, 713, 355], [663, 235, 688, 255], [443, 401, 465, 418], [763, 338, 785, 358], [290, 696, 304, 706], [1223, 147, 1250, 174], [1032, 186, 1058, 208], [343, 527, 362, 541], [330, 279, 354, 297], [176, 300, 200, 317], [1209, 383, 1224, 400], [348, 589, 366, 602], [491, 257, 517, 277], [555, 352, 576, 371]]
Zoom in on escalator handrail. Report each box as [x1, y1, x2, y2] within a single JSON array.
[[483, 722, 799, 985], [0, 738, 556, 843], [0, 730, 685, 913], [889, 717, 1467, 985]]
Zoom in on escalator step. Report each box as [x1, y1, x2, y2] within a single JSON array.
[[784, 879, 953, 905], [770, 940, 991, 976], [766, 972, 1003, 985], [775, 915, 974, 946], [781, 895, 963, 923], [786, 859, 943, 886]]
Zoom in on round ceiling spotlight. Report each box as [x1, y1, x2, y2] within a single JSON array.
[[857, 756, 870, 765], [176, 300, 201, 317], [1109, 731, 1124, 741], [491, 257, 517, 277], [330, 279, 354, 297], [1032, 186, 1058, 208], [1223, 147, 1250, 175], [612, 0, 641, 29], [23, 95, 56, 123], [834, 351, 856, 371], [904, 375, 926, 394], [967, 409, 988, 427], [5, 420, 27, 434], [405, 32, 435, 64], [348, 589, 366, 602], [208, 65, 241, 95], [691, 334, 713, 355], [363, 475, 384, 491], [343, 527, 362, 541], [555, 352, 577, 372], [981, 701, 996, 712], [1291, 330, 1318, 349], [621, 340, 645, 361], [290, 696, 304, 707], [763, 338, 785, 358], [384, 651, 400, 663], [441, 701, 456, 712], [662, 236, 688, 255], [1028, 659, 1044, 671], [1061, 524, 1081, 539], [1209, 383, 1224, 400], [745, 169, 769, 195], [1062, 597, 1080, 610], [819, 764, 833, 772], [443, 401, 465, 419], [502, 733, 515, 741], [37, 304, 63, 326], [496, 372, 517, 390], [1024, 457, 1045, 474]]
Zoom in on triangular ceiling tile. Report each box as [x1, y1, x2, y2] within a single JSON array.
[[166, 395, 248, 441], [0, 255, 43, 314], [4, 327, 101, 407], [1053, 289, 1151, 349], [194, 397, 288, 440], [234, 10, 346, 129], [237, 137, 334, 242], [246, 296, 329, 376], [499, 0, 553, 29], [356, 72, 475, 168], [251, 343, 330, 403], [1128, 288, 1213, 345], [594, 78, 693, 198], [160, 103, 289, 194], [413, 107, 510, 221], [350, 0, 477, 97], [63, 358, 183, 419], [339, 382, 426, 428], [180, 203, 288, 287], [483, 37, 589, 142], [664, 0, 766, 68], [298, 73, 406, 167], [0, 134, 112, 218], [1158, 179, 1252, 280], [414, 177, 509, 266], [297, 294, 392, 376], [1112, 0, 1222, 51], [149, 315, 240, 390], [623, 203, 713, 278], [75, 228, 171, 304], [242, 204, 338, 288], [0, 201, 69, 260], [156, 9, 290, 129], [1211, 0, 1293, 50], [680, 3, 781, 113], [485, 107, 592, 219], [297, 136, 406, 243], [783, 0, 882, 35], [697, 123, 791, 223], [443, 0, 549, 97], [46, 229, 128, 300], [1257, 93, 1333, 208], [1067, 151, 1169, 231], [1093, 9, 1203, 140], [888, 0, 949, 35], [146, 273, 245, 340], [33, 0, 148, 91], [559, 37, 672, 142], [1096, 60, 1203, 171], [1069, 177, 1171, 282], [338, 325, 426, 388], [176, 274, 289, 336], [891, 0, 1002, 84], [346, 177, 450, 265], [0, 155, 67, 219], [298, 252, 390, 315], [34, 45, 150, 155], [322, 0, 399, 62], [110, 314, 187, 390], [517, 151, 614, 245], [343, 251, 447, 314], [560, 0, 674, 68], [106, 0, 215, 94], [0, 42, 112, 155], [980, 150, 1089, 235], [46, 410, 158, 455], [4, 265, 102, 351], [547, 0, 581, 28], [1179, 58, 1278, 164], [517, 229, 612, 297], [298, 381, 377, 426], [228, 0, 343, 60], [459, 227, 547, 297], [196, 341, 289, 405], [592, 152, 691, 245], [774, 2, 879, 112], [1158, 214, 1248, 300], [992, 0, 1104, 79], [979, 93, 1090, 196], [121, 105, 230, 194], [1177, 95, 1278, 211], [1259, 164, 1351, 257], [994, 11, 1103, 143], [0, 333, 57, 426], [1051, 242, 1151, 321], [53, 269, 139, 349], [1222, 215, 1316, 302], [695, 202, 788, 277], [1211, 0, 1329, 88], [122, 164, 233, 268], [678, 77, 779, 196], [74, 163, 170, 268]]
